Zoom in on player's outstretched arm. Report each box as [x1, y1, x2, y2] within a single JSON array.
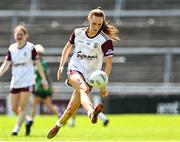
[[0, 59, 11, 77], [104, 56, 112, 77], [100, 56, 112, 97], [57, 41, 73, 80]]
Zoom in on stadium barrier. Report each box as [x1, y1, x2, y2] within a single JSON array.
[[1, 47, 180, 114]]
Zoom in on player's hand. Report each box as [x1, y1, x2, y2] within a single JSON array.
[[57, 66, 64, 81], [42, 79, 48, 90], [100, 86, 108, 97]]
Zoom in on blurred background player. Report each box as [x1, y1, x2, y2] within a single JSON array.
[[47, 7, 119, 139], [0, 25, 48, 136], [25, 44, 59, 136]]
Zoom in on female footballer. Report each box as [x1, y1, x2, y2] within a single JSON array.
[[0, 25, 48, 136], [47, 7, 119, 139]]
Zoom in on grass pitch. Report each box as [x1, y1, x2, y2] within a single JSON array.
[[0, 114, 180, 141]]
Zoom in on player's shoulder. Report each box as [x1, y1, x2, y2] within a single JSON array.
[[74, 27, 87, 34], [24, 41, 35, 51], [8, 43, 16, 51], [26, 41, 34, 48], [99, 31, 110, 41]]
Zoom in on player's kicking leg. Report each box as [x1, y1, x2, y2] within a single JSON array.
[[47, 103, 103, 139], [47, 90, 80, 139]]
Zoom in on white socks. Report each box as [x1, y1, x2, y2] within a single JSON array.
[[55, 121, 63, 127], [12, 125, 20, 133], [98, 112, 107, 122], [87, 110, 93, 118]]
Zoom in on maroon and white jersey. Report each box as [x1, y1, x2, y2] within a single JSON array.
[[6, 42, 38, 88], [68, 27, 113, 83]]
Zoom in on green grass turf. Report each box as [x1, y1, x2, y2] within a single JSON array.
[[0, 114, 180, 141]]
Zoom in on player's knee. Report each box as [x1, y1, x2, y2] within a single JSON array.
[[18, 106, 26, 113]]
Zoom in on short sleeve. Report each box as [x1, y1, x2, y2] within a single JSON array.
[[5, 51, 11, 61], [69, 32, 75, 44], [32, 47, 38, 60], [101, 40, 114, 56]]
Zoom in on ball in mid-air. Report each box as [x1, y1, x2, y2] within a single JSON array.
[[89, 70, 108, 88]]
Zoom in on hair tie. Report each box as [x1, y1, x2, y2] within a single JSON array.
[[97, 7, 103, 11]]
